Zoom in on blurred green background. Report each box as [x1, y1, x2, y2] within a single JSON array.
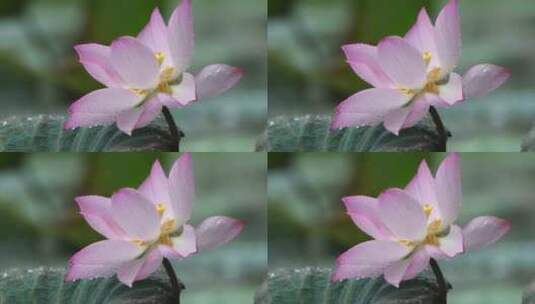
[[268, 153, 535, 304], [0, 0, 266, 152], [0, 153, 266, 303], [268, 0, 533, 151]]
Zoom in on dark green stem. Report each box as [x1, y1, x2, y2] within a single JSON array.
[[163, 258, 185, 303], [162, 106, 184, 151], [429, 106, 448, 151], [430, 258, 448, 304]]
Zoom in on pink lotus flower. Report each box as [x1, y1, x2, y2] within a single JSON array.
[[66, 153, 245, 287], [66, 0, 243, 135], [332, 0, 511, 135], [332, 153, 510, 287]]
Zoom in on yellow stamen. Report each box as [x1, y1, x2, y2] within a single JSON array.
[[160, 67, 176, 82], [155, 52, 166, 65], [156, 203, 166, 216], [131, 239, 147, 247], [161, 219, 177, 235], [157, 81, 172, 94], [155, 67, 178, 94], [427, 219, 442, 235], [399, 87, 416, 96], [130, 88, 148, 96], [424, 82, 439, 94], [129, 213, 179, 249], [422, 204, 433, 217], [423, 51, 432, 65], [158, 234, 173, 246], [427, 67, 442, 83], [424, 234, 440, 246], [398, 239, 415, 248]]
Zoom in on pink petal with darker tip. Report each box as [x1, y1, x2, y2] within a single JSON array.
[[195, 64, 243, 99], [195, 216, 245, 252], [463, 216, 510, 252], [462, 64, 511, 99]]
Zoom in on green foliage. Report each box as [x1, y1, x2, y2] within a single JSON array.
[[0, 0, 27, 17], [258, 115, 443, 152], [0, 115, 175, 152], [87, 0, 168, 43], [0, 154, 84, 228], [348, 0, 434, 44], [0, 267, 177, 304], [521, 124, 535, 151], [255, 267, 443, 304], [267, 0, 296, 17], [523, 282, 535, 304]]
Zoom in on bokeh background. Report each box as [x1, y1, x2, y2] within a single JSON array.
[[268, 153, 535, 304], [268, 0, 534, 151], [0, 153, 266, 303], [0, 0, 266, 152]]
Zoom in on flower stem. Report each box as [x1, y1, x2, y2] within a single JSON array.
[[162, 106, 184, 151], [430, 258, 448, 304], [429, 106, 448, 151], [162, 258, 185, 303]]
